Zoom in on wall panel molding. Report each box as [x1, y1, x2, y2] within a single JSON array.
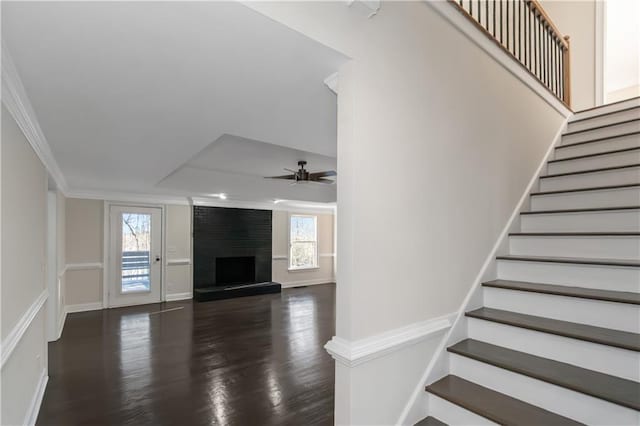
[[0, 290, 48, 369], [325, 312, 456, 368]]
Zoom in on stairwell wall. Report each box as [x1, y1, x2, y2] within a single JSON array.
[[245, 1, 567, 424]]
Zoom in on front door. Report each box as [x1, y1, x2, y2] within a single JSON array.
[[109, 205, 162, 307]]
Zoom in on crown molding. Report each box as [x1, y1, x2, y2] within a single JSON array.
[[1, 42, 69, 193], [66, 189, 191, 206], [347, 0, 380, 18]]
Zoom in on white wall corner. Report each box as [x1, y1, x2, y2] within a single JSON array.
[[24, 368, 48, 426], [324, 72, 339, 95], [0, 290, 48, 368], [1, 42, 69, 194], [396, 117, 570, 426], [324, 312, 456, 368], [346, 0, 380, 18]]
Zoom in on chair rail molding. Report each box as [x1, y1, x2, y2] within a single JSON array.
[[166, 258, 191, 266], [66, 262, 104, 271], [325, 312, 456, 368], [1, 42, 68, 193], [1, 289, 48, 369]]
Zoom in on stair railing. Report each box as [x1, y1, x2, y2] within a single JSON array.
[[450, 0, 571, 108]]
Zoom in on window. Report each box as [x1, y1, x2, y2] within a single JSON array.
[[289, 215, 318, 270]]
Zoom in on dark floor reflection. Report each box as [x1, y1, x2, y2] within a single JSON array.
[[38, 284, 336, 426]]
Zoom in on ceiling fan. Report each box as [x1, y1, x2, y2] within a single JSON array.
[[265, 161, 336, 184]]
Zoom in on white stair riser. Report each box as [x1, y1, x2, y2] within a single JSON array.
[[509, 235, 640, 260], [572, 98, 640, 122], [449, 354, 640, 426], [561, 120, 640, 145], [521, 211, 640, 232], [467, 318, 640, 381], [554, 134, 640, 159], [497, 259, 640, 293], [547, 149, 640, 174], [567, 108, 640, 133], [540, 167, 640, 191], [483, 287, 640, 333], [427, 393, 498, 426], [530, 187, 640, 210]]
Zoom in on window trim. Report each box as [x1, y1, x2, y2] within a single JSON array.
[[287, 213, 319, 271]]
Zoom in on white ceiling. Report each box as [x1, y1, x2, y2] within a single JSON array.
[[2, 1, 347, 204]]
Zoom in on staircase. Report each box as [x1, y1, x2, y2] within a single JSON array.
[[419, 98, 640, 425]]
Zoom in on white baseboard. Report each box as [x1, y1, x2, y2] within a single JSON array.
[[325, 312, 456, 368], [165, 292, 193, 301], [56, 310, 67, 340], [279, 278, 335, 288], [24, 368, 48, 426], [1, 290, 48, 368], [396, 118, 570, 425], [65, 302, 103, 314]]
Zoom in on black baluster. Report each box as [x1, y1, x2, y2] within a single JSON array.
[[493, 0, 496, 37], [486, 0, 489, 30], [506, 0, 510, 51], [500, 0, 503, 44]]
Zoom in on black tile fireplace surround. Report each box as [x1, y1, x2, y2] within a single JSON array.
[[193, 206, 281, 301]]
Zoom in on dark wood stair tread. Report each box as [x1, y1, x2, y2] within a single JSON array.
[[448, 339, 640, 410], [414, 416, 447, 426], [540, 163, 640, 178], [529, 182, 640, 196], [555, 131, 640, 149], [548, 146, 640, 163], [520, 206, 640, 215], [562, 118, 640, 137], [466, 308, 640, 351], [496, 254, 640, 268], [483, 279, 640, 305], [426, 375, 583, 426]]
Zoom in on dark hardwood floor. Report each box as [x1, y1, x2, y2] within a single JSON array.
[[37, 284, 336, 426]]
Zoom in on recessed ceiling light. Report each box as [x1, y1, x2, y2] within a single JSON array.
[[273, 199, 284, 204], [219, 193, 227, 200]]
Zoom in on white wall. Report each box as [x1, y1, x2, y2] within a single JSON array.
[[1, 104, 49, 425], [604, 0, 640, 103], [272, 210, 335, 287], [65, 198, 104, 308], [246, 2, 565, 424], [166, 204, 192, 298]]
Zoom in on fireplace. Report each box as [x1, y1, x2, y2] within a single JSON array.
[[216, 256, 256, 286]]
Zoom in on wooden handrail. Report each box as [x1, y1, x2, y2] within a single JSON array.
[[449, 0, 572, 108], [528, 0, 569, 49]]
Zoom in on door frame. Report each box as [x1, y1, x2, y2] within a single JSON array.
[[103, 201, 167, 308]]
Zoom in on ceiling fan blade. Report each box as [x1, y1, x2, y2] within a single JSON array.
[[311, 178, 335, 184], [309, 170, 337, 179], [284, 168, 298, 173], [265, 175, 295, 180]]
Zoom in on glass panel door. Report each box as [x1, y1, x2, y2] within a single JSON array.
[[109, 206, 162, 307]]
